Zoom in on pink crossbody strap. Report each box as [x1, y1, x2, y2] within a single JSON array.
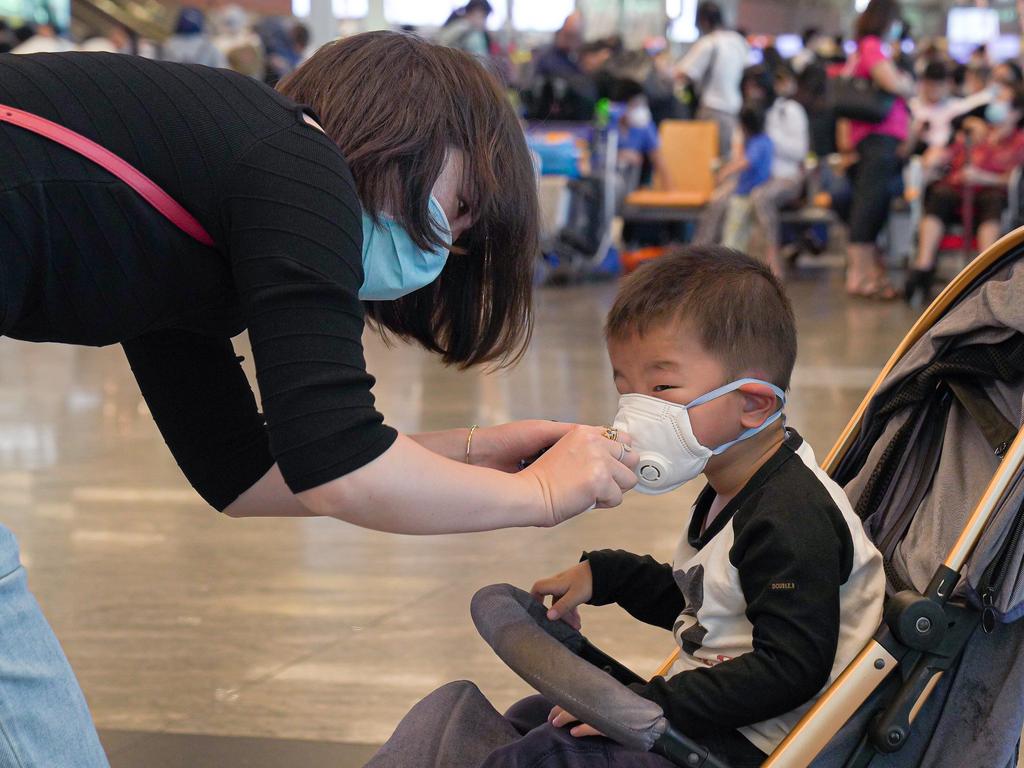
[[0, 104, 215, 248]]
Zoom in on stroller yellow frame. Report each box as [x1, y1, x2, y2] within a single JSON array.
[[638, 225, 1024, 767]]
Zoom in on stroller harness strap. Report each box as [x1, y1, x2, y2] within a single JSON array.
[[947, 379, 1018, 457], [0, 105, 215, 248]]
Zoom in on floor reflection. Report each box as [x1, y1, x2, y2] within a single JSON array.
[[1, 267, 919, 746]]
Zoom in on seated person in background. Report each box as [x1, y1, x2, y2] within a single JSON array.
[[526, 13, 596, 120], [509, 248, 884, 767], [905, 82, 1024, 305], [695, 68, 774, 244], [696, 67, 809, 272], [751, 64, 810, 275], [615, 86, 671, 191], [720, 104, 774, 260], [907, 62, 957, 180]]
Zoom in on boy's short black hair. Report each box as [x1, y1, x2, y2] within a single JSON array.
[[739, 102, 766, 137], [605, 246, 797, 390]]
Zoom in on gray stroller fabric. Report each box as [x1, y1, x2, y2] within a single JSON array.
[[844, 254, 1024, 616], [827, 246, 1024, 767], [364, 681, 520, 768], [811, 618, 1024, 768], [471, 583, 669, 753]]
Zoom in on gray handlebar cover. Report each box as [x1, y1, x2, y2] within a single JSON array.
[[471, 583, 669, 753]]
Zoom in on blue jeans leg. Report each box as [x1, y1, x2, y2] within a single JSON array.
[[0, 524, 109, 768]]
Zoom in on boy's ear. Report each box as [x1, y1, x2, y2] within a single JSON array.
[[738, 383, 781, 428]]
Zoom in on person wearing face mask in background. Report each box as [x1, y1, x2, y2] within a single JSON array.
[[615, 88, 672, 192], [948, 62, 1023, 134], [400, 248, 881, 768], [905, 83, 1024, 305], [0, 33, 639, 767]]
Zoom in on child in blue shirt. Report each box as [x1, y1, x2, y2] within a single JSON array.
[[617, 91, 670, 189], [721, 103, 773, 252]]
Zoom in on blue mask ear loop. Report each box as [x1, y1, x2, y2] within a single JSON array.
[[683, 378, 787, 456], [427, 195, 453, 255]]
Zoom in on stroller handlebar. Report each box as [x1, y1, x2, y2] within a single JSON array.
[[470, 583, 732, 766]]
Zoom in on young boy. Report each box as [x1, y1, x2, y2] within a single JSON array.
[[510, 247, 884, 767], [365, 247, 884, 768], [720, 103, 774, 254]]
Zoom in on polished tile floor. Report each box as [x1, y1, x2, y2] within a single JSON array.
[[1, 263, 922, 765]]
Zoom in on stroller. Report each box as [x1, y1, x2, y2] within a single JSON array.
[[368, 227, 1024, 768]]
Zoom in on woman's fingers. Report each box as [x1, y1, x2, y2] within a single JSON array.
[[529, 420, 577, 444], [593, 445, 638, 509], [593, 480, 623, 510], [609, 451, 639, 487], [520, 425, 642, 525], [602, 430, 639, 472], [613, 428, 635, 449]]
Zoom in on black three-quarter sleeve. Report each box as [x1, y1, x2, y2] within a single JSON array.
[[224, 121, 397, 493], [122, 330, 274, 511], [629, 502, 845, 736], [582, 549, 685, 630]]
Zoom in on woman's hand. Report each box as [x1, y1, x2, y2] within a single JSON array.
[[549, 705, 606, 739], [515, 425, 638, 527], [469, 421, 575, 472], [530, 560, 593, 629]]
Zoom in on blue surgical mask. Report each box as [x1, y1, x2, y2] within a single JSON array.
[[986, 100, 1010, 125], [359, 195, 452, 301]]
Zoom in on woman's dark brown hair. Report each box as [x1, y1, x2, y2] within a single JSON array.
[[279, 31, 538, 368], [855, 0, 900, 41]]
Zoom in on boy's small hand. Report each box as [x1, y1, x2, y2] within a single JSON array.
[[530, 562, 593, 626], [548, 705, 606, 739]]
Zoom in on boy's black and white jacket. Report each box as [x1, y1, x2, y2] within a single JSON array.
[[583, 429, 883, 755]]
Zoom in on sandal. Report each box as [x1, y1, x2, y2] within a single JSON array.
[[846, 277, 898, 301]]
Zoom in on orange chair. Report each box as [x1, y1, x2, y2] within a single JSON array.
[[621, 120, 719, 222]]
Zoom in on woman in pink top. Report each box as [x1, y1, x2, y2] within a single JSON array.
[[839, 0, 915, 299]]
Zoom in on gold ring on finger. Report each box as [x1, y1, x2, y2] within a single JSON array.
[[602, 426, 618, 442]]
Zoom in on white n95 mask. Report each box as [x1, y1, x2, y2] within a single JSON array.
[[612, 378, 786, 495]]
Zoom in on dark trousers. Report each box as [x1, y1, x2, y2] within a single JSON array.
[[366, 684, 766, 768], [486, 695, 767, 768], [925, 182, 1007, 230], [843, 134, 903, 245]]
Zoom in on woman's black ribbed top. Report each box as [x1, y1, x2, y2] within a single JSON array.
[[0, 52, 397, 509]]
